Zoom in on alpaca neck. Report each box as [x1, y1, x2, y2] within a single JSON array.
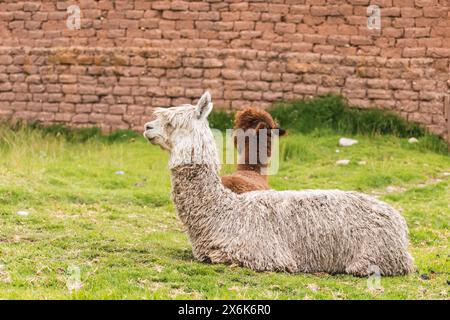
[[168, 129, 226, 225], [168, 128, 220, 172], [237, 150, 270, 177], [170, 164, 227, 226], [237, 163, 269, 174]]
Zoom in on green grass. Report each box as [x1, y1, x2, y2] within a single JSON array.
[[270, 95, 426, 137], [0, 122, 448, 300]]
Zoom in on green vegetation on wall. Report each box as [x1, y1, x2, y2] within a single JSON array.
[[210, 95, 449, 155]]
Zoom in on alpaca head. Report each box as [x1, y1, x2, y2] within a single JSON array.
[[233, 107, 287, 169], [234, 107, 286, 136], [144, 91, 220, 170]]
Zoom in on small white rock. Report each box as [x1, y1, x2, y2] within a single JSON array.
[[336, 159, 350, 165], [306, 283, 320, 292], [16, 211, 29, 216], [408, 137, 418, 143], [115, 171, 125, 175], [67, 281, 83, 293], [339, 137, 358, 147], [358, 161, 367, 165], [386, 186, 406, 193], [442, 172, 450, 177], [335, 149, 340, 153]]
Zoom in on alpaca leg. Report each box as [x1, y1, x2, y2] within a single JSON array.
[[345, 250, 415, 276], [345, 259, 371, 277], [345, 248, 400, 276], [388, 251, 416, 275], [403, 252, 416, 274], [344, 247, 379, 276]]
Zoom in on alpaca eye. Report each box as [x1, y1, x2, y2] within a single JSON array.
[[165, 122, 174, 132]]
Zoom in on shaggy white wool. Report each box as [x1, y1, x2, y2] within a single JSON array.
[[144, 92, 415, 276]]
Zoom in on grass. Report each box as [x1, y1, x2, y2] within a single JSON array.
[[0, 120, 448, 300]]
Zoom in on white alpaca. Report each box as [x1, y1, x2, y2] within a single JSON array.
[[144, 92, 415, 276]]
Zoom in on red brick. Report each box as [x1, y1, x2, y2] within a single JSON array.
[[0, 82, 12, 92], [402, 47, 426, 57], [242, 91, 262, 100], [222, 69, 241, 80], [293, 84, 317, 95], [382, 27, 404, 38], [392, 18, 415, 27], [415, 0, 438, 6], [152, 1, 171, 10], [368, 89, 392, 99], [201, 59, 222, 68], [110, 105, 127, 114], [268, 4, 289, 14], [394, 90, 419, 100], [367, 79, 389, 89], [113, 86, 131, 95], [234, 21, 255, 31], [60, 74, 77, 83], [274, 23, 296, 34], [189, 2, 209, 11], [423, 6, 447, 17], [72, 114, 89, 123], [152, 97, 171, 107], [262, 91, 283, 101], [230, 2, 248, 11], [401, 7, 423, 17], [0, 55, 13, 65], [427, 48, 450, 58], [419, 101, 444, 114], [0, 92, 15, 101]]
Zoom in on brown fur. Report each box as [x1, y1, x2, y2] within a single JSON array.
[[221, 107, 286, 194]]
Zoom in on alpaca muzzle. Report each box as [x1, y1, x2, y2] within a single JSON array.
[[276, 128, 287, 136], [143, 121, 157, 141]]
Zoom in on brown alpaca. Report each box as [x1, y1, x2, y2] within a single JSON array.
[[221, 107, 287, 194]]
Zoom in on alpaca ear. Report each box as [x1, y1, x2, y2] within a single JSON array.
[[195, 91, 213, 119], [277, 128, 287, 136], [255, 122, 268, 132]]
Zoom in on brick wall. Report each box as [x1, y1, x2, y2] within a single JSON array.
[[0, 1, 449, 138]]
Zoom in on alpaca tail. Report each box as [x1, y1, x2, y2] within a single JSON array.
[[387, 250, 416, 276], [401, 252, 416, 275]]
